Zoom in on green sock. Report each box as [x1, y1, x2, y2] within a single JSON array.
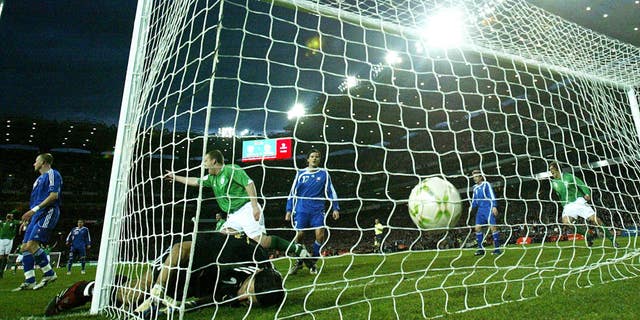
[[574, 225, 589, 236], [269, 235, 300, 255], [600, 226, 615, 241]]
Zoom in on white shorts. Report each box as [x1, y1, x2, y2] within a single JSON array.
[[221, 202, 266, 239], [0, 239, 12, 255], [562, 197, 596, 220]]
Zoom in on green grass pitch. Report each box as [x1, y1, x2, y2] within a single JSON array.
[[2, 237, 640, 319]]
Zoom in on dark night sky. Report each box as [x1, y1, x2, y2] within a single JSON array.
[[1, 1, 638, 127], [0, 1, 136, 125]]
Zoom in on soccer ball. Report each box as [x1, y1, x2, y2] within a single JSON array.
[[408, 177, 462, 229]]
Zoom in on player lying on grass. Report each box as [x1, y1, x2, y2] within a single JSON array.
[[45, 232, 284, 317]]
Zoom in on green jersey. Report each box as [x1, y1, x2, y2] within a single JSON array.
[[0, 220, 18, 240], [375, 223, 384, 235], [215, 218, 226, 231], [198, 164, 253, 213], [551, 172, 591, 205]]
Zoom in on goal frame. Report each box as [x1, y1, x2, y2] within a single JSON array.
[[91, 0, 640, 315], [90, 0, 150, 313]]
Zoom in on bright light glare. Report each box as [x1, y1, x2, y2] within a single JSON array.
[[218, 127, 235, 137], [385, 51, 402, 65], [344, 76, 358, 88], [239, 129, 249, 136], [288, 103, 306, 119], [421, 7, 466, 49]]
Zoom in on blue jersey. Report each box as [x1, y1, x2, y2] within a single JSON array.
[[286, 168, 340, 214], [31, 169, 63, 210], [67, 226, 91, 248], [471, 180, 497, 213]]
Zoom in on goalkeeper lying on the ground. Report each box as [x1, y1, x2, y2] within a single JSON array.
[[45, 233, 285, 317]]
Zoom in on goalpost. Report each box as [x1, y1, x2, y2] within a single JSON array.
[[92, 0, 640, 319]]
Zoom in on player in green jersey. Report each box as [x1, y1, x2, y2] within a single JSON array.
[[374, 218, 384, 248], [215, 213, 226, 231], [0, 212, 19, 278], [164, 150, 311, 260], [549, 162, 617, 247]]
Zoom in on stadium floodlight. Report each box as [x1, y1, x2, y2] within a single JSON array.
[[217, 127, 235, 137], [339, 76, 359, 91], [345, 76, 358, 88], [287, 103, 306, 119], [239, 129, 250, 136], [420, 7, 467, 49], [384, 50, 402, 65]]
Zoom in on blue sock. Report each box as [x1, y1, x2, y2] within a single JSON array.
[[22, 251, 36, 283], [67, 256, 74, 272], [34, 248, 55, 277], [80, 258, 86, 271], [492, 231, 501, 248], [476, 232, 484, 249], [313, 241, 321, 257]]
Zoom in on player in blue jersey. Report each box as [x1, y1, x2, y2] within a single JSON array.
[[66, 219, 91, 275], [470, 169, 501, 256], [13, 153, 62, 291], [285, 150, 340, 275]]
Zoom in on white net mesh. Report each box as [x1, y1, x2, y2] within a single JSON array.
[[308, 0, 640, 87], [93, 0, 640, 319]]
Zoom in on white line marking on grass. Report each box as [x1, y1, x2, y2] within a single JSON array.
[[18, 311, 90, 320]]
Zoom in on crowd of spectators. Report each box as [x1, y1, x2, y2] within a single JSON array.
[[3, 116, 640, 262]]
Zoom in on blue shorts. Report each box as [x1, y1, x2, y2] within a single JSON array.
[[70, 246, 87, 259], [475, 209, 496, 226], [293, 211, 325, 230], [23, 207, 60, 244]]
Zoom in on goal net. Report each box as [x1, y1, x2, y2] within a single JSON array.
[[92, 0, 640, 319]]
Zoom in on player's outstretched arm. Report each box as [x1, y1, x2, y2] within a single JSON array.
[[164, 170, 199, 186], [131, 241, 193, 313]]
